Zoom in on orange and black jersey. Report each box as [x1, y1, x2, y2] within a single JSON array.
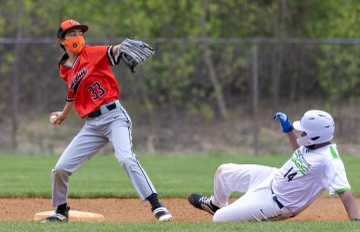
[[59, 45, 121, 118]]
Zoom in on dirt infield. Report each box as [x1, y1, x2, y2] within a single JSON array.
[[0, 198, 355, 222]]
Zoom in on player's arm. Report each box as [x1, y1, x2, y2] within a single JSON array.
[[287, 131, 299, 150], [338, 190, 360, 221], [49, 101, 74, 125], [273, 112, 300, 150]]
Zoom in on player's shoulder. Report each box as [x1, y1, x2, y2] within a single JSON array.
[[306, 143, 340, 162], [319, 143, 343, 162], [82, 45, 111, 57], [83, 45, 110, 51]]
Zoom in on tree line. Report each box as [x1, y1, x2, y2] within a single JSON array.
[[0, 0, 359, 152]]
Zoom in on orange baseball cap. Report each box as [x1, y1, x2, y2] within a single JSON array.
[[57, 19, 88, 38]]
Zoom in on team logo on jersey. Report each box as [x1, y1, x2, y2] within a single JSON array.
[[291, 149, 311, 175], [70, 67, 88, 90]]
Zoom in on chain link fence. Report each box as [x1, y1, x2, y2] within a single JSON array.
[[1, 38, 360, 155]]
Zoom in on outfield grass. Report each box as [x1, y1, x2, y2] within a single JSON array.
[[0, 153, 360, 231], [0, 153, 360, 198]]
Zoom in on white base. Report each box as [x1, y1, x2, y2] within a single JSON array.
[[34, 210, 104, 222]]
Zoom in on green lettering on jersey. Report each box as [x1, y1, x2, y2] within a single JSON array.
[[291, 150, 310, 175]]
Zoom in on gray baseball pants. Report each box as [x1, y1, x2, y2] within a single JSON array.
[[51, 100, 157, 207]]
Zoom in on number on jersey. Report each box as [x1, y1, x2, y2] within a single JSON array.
[[284, 167, 297, 182], [86, 82, 106, 100]]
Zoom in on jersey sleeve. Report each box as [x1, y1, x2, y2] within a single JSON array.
[[85, 46, 120, 66], [107, 46, 121, 66], [66, 89, 75, 102], [325, 158, 351, 195]]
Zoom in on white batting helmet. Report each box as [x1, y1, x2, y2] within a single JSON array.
[[293, 110, 335, 146]]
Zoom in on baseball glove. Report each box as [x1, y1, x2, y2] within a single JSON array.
[[119, 38, 155, 73]]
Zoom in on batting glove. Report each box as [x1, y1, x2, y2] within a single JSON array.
[[273, 112, 293, 133]]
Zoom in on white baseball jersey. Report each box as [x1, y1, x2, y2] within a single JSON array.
[[212, 143, 351, 222], [272, 143, 351, 215]]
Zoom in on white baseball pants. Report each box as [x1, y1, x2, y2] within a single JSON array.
[[212, 163, 294, 222]]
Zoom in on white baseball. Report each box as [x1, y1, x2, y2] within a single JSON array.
[[50, 115, 57, 124]]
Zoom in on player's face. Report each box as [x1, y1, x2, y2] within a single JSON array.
[[64, 29, 84, 39], [59, 29, 84, 45], [60, 29, 86, 55]]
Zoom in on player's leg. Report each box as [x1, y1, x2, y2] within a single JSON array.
[[188, 163, 277, 215], [107, 106, 172, 222], [42, 125, 107, 223], [213, 188, 286, 222], [212, 163, 277, 207]]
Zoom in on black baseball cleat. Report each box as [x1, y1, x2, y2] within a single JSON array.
[[41, 206, 70, 223], [152, 204, 173, 222], [187, 193, 219, 215]]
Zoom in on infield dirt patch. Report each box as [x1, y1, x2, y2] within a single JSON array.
[[0, 198, 356, 222]]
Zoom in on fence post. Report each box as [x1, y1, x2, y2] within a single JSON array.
[[252, 45, 259, 155]]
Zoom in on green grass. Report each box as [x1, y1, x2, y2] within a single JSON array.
[[1, 221, 360, 232], [1, 153, 360, 198], [1, 153, 360, 231], [0, 153, 285, 198]]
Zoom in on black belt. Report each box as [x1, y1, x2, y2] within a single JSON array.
[[86, 102, 117, 118], [271, 188, 284, 209]]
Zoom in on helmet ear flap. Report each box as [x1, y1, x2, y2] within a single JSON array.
[[297, 136, 313, 146]]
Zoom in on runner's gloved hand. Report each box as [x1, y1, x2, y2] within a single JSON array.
[[273, 112, 293, 133]]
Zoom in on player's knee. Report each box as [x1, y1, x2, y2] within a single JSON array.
[[120, 156, 138, 169], [215, 163, 232, 176], [51, 168, 70, 179]]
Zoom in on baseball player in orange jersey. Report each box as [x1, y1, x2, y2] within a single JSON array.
[[188, 110, 359, 222], [41, 19, 172, 223]]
